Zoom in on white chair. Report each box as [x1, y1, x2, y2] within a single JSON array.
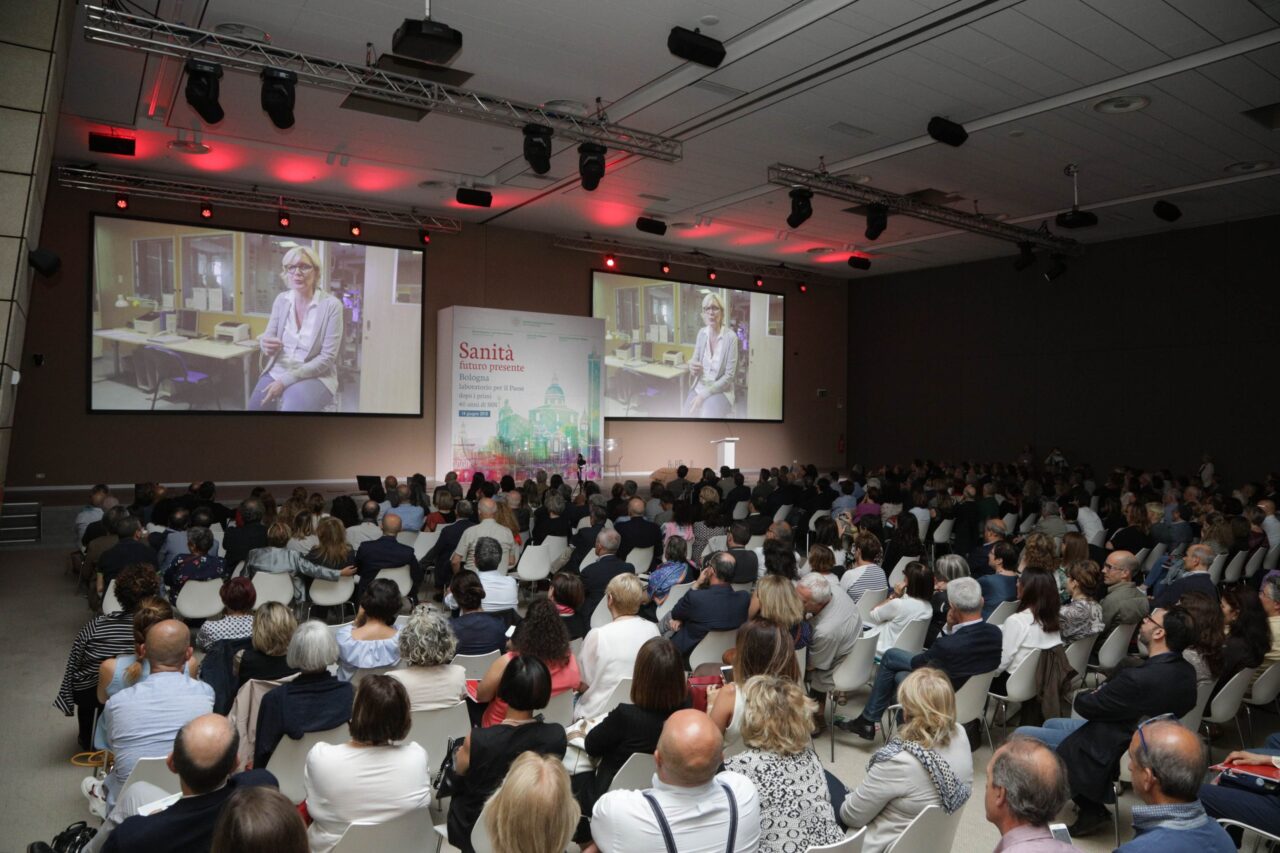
[[955, 671, 997, 748], [1087, 622, 1137, 686], [307, 576, 357, 622], [539, 690, 574, 727], [230, 560, 246, 578], [688, 629, 738, 669], [732, 501, 750, 521], [590, 596, 613, 630], [1202, 667, 1258, 747], [174, 578, 225, 620], [827, 635, 878, 760], [265, 724, 349, 802], [1134, 547, 1150, 568], [374, 565, 413, 600], [745, 534, 766, 550], [855, 587, 888, 623], [1223, 551, 1247, 586], [334, 807, 436, 851], [886, 805, 959, 853], [1064, 636, 1094, 681], [542, 535, 570, 561], [773, 504, 794, 523], [413, 530, 440, 563], [988, 648, 1043, 731], [1245, 662, 1280, 739], [396, 530, 419, 548], [514, 542, 553, 594], [101, 579, 122, 615], [453, 650, 501, 680], [1245, 547, 1266, 581], [575, 516, 592, 532], [656, 581, 695, 622], [809, 510, 831, 532], [1181, 681, 1213, 733], [1264, 543, 1280, 573], [601, 677, 633, 717], [1088, 529, 1107, 547], [705, 535, 728, 555], [609, 751, 658, 792], [629, 545, 655, 572], [731, 582, 754, 593], [351, 664, 399, 683], [890, 618, 929, 656], [1090, 494, 1100, 512], [985, 599, 1020, 628], [1216, 820, 1280, 850], [1142, 542, 1167, 576], [929, 518, 954, 561], [569, 637, 583, 659], [117, 756, 181, 802], [1000, 513, 1018, 535], [408, 702, 471, 776], [805, 826, 867, 853], [1208, 553, 1227, 586], [1018, 514, 1036, 534], [251, 572, 294, 608], [887, 557, 913, 588]]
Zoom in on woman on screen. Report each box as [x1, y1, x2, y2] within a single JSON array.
[[248, 246, 343, 412], [684, 292, 738, 417]]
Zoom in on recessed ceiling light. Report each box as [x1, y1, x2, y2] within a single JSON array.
[[168, 139, 210, 154], [699, 14, 720, 26], [1093, 95, 1150, 114], [1224, 160, 1274, 174], [213, 22, 271, 42]]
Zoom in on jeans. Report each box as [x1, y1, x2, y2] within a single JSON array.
[[248, 372, 334, 412], [1012, 717, 1086, 750], [825, 769, 849, 830], [860, 647, 915, 721]]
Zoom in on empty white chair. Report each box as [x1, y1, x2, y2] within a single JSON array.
[[609, 751, 658, 792], [628, 545, 655, 572], [101, 579, 122, 615], [885, 804, 959, 853], [1245, 547, 1266, 581], [1223, 551, 1247, 585], [174, 578, 225, 620], [538, 690, 574, 727], [1064, 636, 1094, 681], [453, 650, 501, 680], [1202, 667, 1258, 747], [117, 756, 181, 802], [827, 635, 878, 760], [408, 702, 471, 777], [308, 576, 357, 622], [890, 618, 929, 656], [1142, 542, 1167, 575], [805, 826, 867, 853], [590, 596, 613, 630], [514, 542, 553, 593], [413, 530, 440, 563], [374, 565, 413, 600], [688, 629, 738, 669], [985, 599, 1020, 628], [656, 581, 695, 622], [251, 571, 294, 608], [1208, 553, 1227, 586], [334, 807, 436, 851], [265, 724, 349, 802]]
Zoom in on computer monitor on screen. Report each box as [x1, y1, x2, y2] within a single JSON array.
[[176, 309, 199, 337]]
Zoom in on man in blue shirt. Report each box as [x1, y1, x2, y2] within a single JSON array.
[[386, 484, 426, 532]]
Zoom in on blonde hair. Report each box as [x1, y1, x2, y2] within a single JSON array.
[[755, 574, 803, 627], [701, 291, 725, 314], [896, 667, 956, 749], [279, 245, 322, 288], [606, 573, 647, 616], [484, 752, 579, 853], [252, 602, 297, 657], [739, 675, 816, 755]]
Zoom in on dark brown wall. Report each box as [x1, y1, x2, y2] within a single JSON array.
[[846, 214, 1279, 486], [7, 183, 848, 490]]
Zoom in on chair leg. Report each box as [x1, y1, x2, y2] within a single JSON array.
[[1112, 784, 1121, 848]]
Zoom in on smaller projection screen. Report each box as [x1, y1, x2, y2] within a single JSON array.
[[591, 271, 785, 421], [89, 215, 423, 415]]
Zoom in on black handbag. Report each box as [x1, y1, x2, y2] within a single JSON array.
[[433, 736, 466, 800], [27, 821, 96, 853]]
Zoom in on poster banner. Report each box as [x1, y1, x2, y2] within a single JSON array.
[[436, 306, 605, 485]]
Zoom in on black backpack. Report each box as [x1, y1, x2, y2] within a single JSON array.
[[28, 821, 96, 853]]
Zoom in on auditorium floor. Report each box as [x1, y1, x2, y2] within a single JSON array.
[[6, 539, 1267, 852]]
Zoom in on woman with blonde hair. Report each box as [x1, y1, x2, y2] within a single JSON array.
[[746, 573, 811, 650], [725, 676, 845, 853], [286, 510, 317, 554], [839, 668, 973, 853], [574, 573, 659, 720], [493, 500, 523, 545], [484, 752, 580, 853], [235, 601, 299, 687], [684, 290, 737, 417]]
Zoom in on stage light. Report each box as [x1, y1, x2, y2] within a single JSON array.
[[636, 217, 668, 236], [927, 115, 968, 147], [847, 255, 871, 271], [786, 188, 813, 229], [114, 193, 129, 210], [604, 253, 617, 269], [349, 220, 362, 237], [798, 282, 808, 294], [1043, 254, 1067, 282], [456, 187, 493, 208], [864, 204, 888, 241], [1153, 200, 1182, 222], [754, 276, 764, 287], [278, 209, 291, 228], [418, 229, 431, 245], [260, 68, 298, 129], [522, 124, 554, 175], [1013, 242, 1036, 271], [707, 269, 717, 281], [660, 262, 671, 275], [184, 60, 225, 124], [578, 143, 606, 191], [199, 202, 213, 219]]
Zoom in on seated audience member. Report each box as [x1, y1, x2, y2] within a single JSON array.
[[1013, 605, 1197, 835], [327, 494, 358, 529], [725, 676, 845, 853], [968, 519, 1007, 578], [710, 620, 802, 746], [96, 598, 191, 707], [84, 506, 127, 592], [1115, 718, 1234, 853], [1100, 550, 1149, 632], [448, 657, 569, 853], [840, 576, 1002, 741], [222, 499, 268, 572], [477, 598, 580, 726], [549, 571, 588, 640], [210, 786, 308, 853], [1108, 503, 1155, 554], [98, 621, 215, 812], [424, 491, 456, 533], [581, 638, 689, 812], [452, 497, 518, 574], [1178, 591, 1225, 695], [581, 528, 636, 619], [1216, 585, 1270, 699], [725, 520, 760, 583], [1033, 500, 1068, 539], [286, 511, 318, 555], [1152, 543, 1218, 609], [388, 605, 466, 711], [253, 620, 354, 771], [882, 513, 925, 578], [487, 752, 580, 853], [839, 531, 888, 606], [662, 497, 696, 545], [57, 564, 162, 749], [155, 507, 193, 573], [77, 483, 110, 543], [195, 578, 256, 652], [983, 737, 1075, 853], [353, 513, 422, 604], [746, 573, 811, 651], [236, 603, 300, 687], [385, 483, 426, 533], [798, 571, 861, 730], [334, 578, 402, 682], [690, 494, 731, 565], [668, 552, 752, 658], [163, 527, 225, 604], [246, 521, 355, 605], [927, 554, 972, 645], [1058, 560, 1105, 644], [94, 714, 277, 853], [345, 499, 382, 549], [753, 522, 803, 580], [589, 709, 761, 853], [448, 571, 508, 656], [1201, 741, 1280, 840], [649, 537, 695, 606], [863, 561, 934, 654], [617, 496, 663, 569], [303, 516, 354, 581], [302, 675, 431, 852], [992, 571, 1062, 692], [97, 515, 159, 596], [1260, 574, 1280, 668], [444, 536, 517, 614], [839, 668, 973, 853], [530, 490, 572, 545], [576, 574, 661, 720], [978, 541, 1020, 619]]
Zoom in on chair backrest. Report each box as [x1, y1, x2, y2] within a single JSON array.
[[656, 581, 695, 622], [831, 635, 878, 692], [408, 702, 471, 772], [1207, 667, 1258, 724], [538, 689, 574, 727], [1143, 542, 1167, 575], [609, 751, 658, 792], [855, 587, 888, 623], [602, 677, 633, 717], [1265, 544, 1280, 573], [1064, 636, 1094, 678], [374, 565, 412, 599], [332, 807, 436, 851], [309, 576, 356, 607], [1096, 622, 1137, 671], [1087, 529, 1107, 547], [1248, 662, 1280, 706], [1134, 547, 1150, 567], [998, 648, 1043, 703], [985, 599, 1020, 628], [888, 557, 913, 588], [102, 579, 122, 615], [629, 545, 655, 572], [117, 756, 181, 802], [886, 805, 957, 853], [251, 571, 294, 607], [470, 798, 496, 853], [1000, 513, 1018, 534], [175, 578, 227, 620], [805, 826, 867, 853], [413, 530, 440, 562], [1245, 547, 1267, 580], [1223, 551, 1247, 585], [953, 671, 997, 726], [575, 516, 592, 532], [931, 519, 954, 544], [705, 535, 728, 555], [542, 535, 570, 560], [688, 629, 739, 669], [773, 504, 794, 523], [1208, 553, 1227, 585], [265, 723, 350, 802], [579, 550, 601, 570], [395, 530, 419, 547], [453, 650, 501, 680], [1018, 514, 1036, 534], [808, 510, 831, 532], [1181, 680, 1213, 731], [745, 534, 766, 550], [732, 501, 750, 520], [1090, 494, 1100, 512], [515, 543, 553, 583], [892, 617, 930, 655], [590, 596, 614, 629]]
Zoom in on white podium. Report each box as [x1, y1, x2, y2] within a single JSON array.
[[711, 437, 740, 470]]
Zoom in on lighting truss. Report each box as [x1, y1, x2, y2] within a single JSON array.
[[83, 5, 683, 163], [767, 164, 1083, 256], [552, 236, 812, 282], [57, 165, 462, 232]]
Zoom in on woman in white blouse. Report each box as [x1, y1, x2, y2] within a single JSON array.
[[863, 561, 934, 654], [574, 573, 659, 720], [335, 579, 402, 682], [248, 245, 343, 412], [992, 569, 1062, 694], [684, 292, 738, 418], [302, 675, 431, 852]]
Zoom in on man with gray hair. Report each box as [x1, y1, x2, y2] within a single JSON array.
[[985, 736, 1075, 853], [668, 551, 750, 660], [797, 572, 861, 732], [1151, 543, 1217, 609], [838, 576, 1003, 741], [451, 496, 516, 574], [444, 536, 516, 614], [1116, 719, 1234, 853], [1034, 500, 1068, 539], [580, 528, 635, 620]]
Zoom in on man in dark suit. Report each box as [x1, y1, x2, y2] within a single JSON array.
[[220, 498, 267, 573], [668, 552, 751, 657], [725, 521, 759, 583], [354, 514, 421, 604], [967, 518, 1008, 579], [721, 471, 751, 515], [616, 497, 662, 570], [1151, 543, 1218, 609], [99, 714, 276, 853], [561, 498, 608, 574], [425, 499, 476, 595], [1015, 605, 1198, 836], [580, 528, 635, 621], [97, 515, 158, 595], [745, 495, 772, 537], [839, 576, 1002, 740]]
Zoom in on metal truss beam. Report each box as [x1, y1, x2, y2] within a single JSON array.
[[552, 236, 814, 282]]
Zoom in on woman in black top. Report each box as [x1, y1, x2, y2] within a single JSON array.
[[448, 656, 567, 853], [1215, 585, 1271, 700], [881, 513, 925, 576], [1107, 503, 1154, 554], [237, 601, 301, 686], [448, 570, 508, 656]]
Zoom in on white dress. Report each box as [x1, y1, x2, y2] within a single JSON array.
[[574, 616, 660, 720], [304, 741, 431, 853]]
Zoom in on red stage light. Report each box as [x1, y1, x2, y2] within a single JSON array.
[[200, 202, 213, 219], [419, 229, 431, 246], [660, 262, 671, 275], [754, 276, 764, 288], [604, 253, 617, 269], [114, 193, 129, 210], [798, 282, 808, 294], [707, 269, 717, 281], [349, 221, 362, 237], [278, 209, 290, 228]]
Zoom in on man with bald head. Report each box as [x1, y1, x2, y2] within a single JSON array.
[[984, 736, 1074, 852], [1100, 550, 1149, 633], [617, 496, 662, 571], [354, 511, 422, 603], [451, 496, 516, 575], [93, 715, 277, 853], [589, 709, 761, 852], [1151, 543, 1218, 609], [1113, 719, 1234, 852], [98, 621, 214, 813]]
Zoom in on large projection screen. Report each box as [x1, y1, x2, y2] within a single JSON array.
[[591, 271, 784, 421], [89, 215, 423, 415]]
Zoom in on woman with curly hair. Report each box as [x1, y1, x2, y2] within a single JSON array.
[[476, 597, 579, 726], [1177, 590, 1224, 696], [388, 606, 466, 711]]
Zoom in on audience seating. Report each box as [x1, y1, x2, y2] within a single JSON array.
[[542, 535, 569, 561], [705, 535, 727, 555], [307, 576, 357, 622], [117, 756, 181, 802], [732, 501, 749, 520], [984, 599, 1019, 628], [1208, 553, 1227, 586], [1201, 667, 1258, 747], [1264, 543, 1280, 573], [688, 629, 738, 669], [373, 565, 412, 600], [589, 597, 613, 630], [745, 534, 765, 550], [1141, 543, 1167, 576], [1244, 662, 1280, 739], [928, 518, 954, 562], [453, 650, 501, 680], [1217, 819, 1280, 848], [1181, 681, 1213, 733], [579, 550, 600, 570], [773, 504, 794, 523], [1245, 547, 1266, 581], [1223, 550, 1246, 586], [828, 635, 878, 760], [806, 827, 867, 853], [809, 510, 831, 531], [1086, 622, 1138, 687], [885, 670, 996, 749], [514, 542, 554, 596], [656, 581, 694, 622], [629, 545, 655, 573], [251, 572, 293, 608], [1018, 515, 1035, 535], [538, 690, 574, 727], [601, 676, 633, 717], [855, 588, 888, 624], [101, 579, 122, 615], [174, 578, 224, 620], [413, 531, 439, 562], [395, 531, 418, 548], [887, 557, 913, 588], [333, 807, 436, 852], [609, 751, 658, 792], [1063, 636, 1094, 685], [886, 804, 960, 853], [408, 702, 470, 785], [988, 648, 1043, 732], [890, 618, 929, 656], [264, 723, 349, 802]]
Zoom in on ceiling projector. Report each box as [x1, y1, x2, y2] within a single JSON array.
[[1055, 206, 1098, 229], [392, 17, 463, 64]]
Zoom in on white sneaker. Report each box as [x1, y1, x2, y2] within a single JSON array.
[[81, 775, 108, 819]]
